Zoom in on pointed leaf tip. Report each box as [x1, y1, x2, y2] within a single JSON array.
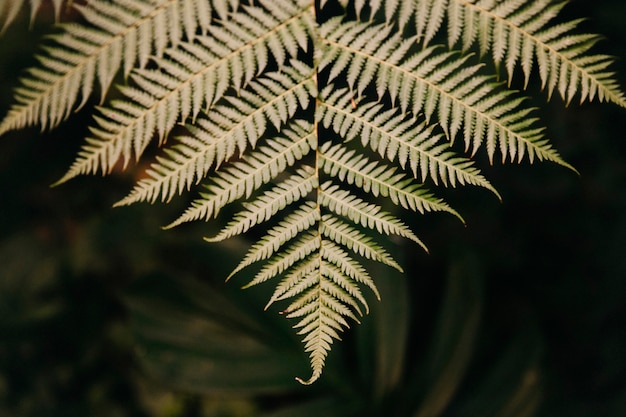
[[50, 177, 68, 188], [295, 372, 320, 385]]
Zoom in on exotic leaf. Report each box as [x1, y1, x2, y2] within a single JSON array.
[[320, 19, 573, 168], [1, 0, 624, 385], [0, 0, 227, 135]]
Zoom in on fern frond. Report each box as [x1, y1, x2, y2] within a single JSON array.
[[318, 90, 499, 199], [319, 240, 380, 301], [287, 268, 360, 385], [0, 0, 219, 135], [414, 0, 447, 46], [455, 0, 626, 106], [319, 215, 403, 272], [246, 231, 320, 288], [320, 262, 368, 315], [231, 201, 320, 282], [290, 296, 340, 386], [319, 142, 463, 221], [265, 256, 320, 305], [229, 188, 390, 387], [273, 269, 321, 306], [167, 120, 316, 229], [396, 0, 626, 107], [205, 167, 317, 242], [114, 70, 315, 206], [5, 0, 624, 387], [319, 182, 428, 252], [355, 0, 415, 30], [242, 215, 389, 385], [321, 20, 573, 169], [54, 12, 315, 184]]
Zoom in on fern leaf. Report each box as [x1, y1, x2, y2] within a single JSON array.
[[0, 0, 219, 135], [418, 0, 447, 45], [320, 262, 368, 315], [246, 231, 320, 288], [290, 297, 340, 386], [55, 14, 315, 184], [205, 167, 317, 242], [319, 240, 380, 301], [321, 20, 573, 169], [273, 269, 321, 306], [4, 0, 624, 387], [318, 90, 500, 198], [265, 256, 320, 306], [167, 121, 316, 229], [465, 0, 626, 106], [319, 215, 403, 272], [319, 182, 428, 252], [232, 201, 320, 282], [114, 70, 315, 206], [241, 211, 391, 385], [412, 0, 626, 107], [319, 142, 464, 221], [287, 268, 359, 385]]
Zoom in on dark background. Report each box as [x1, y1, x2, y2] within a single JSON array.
[[0, 0, 625, 416]]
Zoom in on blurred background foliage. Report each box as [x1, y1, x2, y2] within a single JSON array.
[[0, 0, 625, 416]]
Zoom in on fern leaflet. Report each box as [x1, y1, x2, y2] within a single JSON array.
[[0, 0, 226, 135]]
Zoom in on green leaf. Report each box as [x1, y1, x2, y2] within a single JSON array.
[[127, 273, 308, 393]]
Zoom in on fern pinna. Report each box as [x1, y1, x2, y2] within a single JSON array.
[[1, 0, 624, 384]]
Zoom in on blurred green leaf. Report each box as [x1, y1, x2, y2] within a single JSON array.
[[260, 397, 359, 417], [406, 252, 483, 417], [451, 322, 543, 417], [127, 273, 310, 394], [354, 258, 410, 400], [0, 233, 63, 335]]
